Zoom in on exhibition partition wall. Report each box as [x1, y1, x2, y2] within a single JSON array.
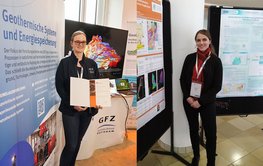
[[208, 6, 263, 115], [121, 21, 137, 129], [137, 0, 173, 160], [0, 0, 64, 165]]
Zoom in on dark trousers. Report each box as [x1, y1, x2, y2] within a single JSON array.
[[60, 112, 92, 166], [183, 100, 217, 166]]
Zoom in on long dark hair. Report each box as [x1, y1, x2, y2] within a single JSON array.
[[195, 29, 217, 56]]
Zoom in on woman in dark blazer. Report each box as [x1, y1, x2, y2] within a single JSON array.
[[55, 31, 100, 166], [180, 29, 223, 166]]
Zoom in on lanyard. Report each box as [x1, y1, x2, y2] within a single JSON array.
[[195, 53, 211, 79], [77, 67, 83, 78]]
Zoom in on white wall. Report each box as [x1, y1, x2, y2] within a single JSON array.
[[103, 0, 124, 28], [160, 0, 205, 150], [99, 0, 136, 29]]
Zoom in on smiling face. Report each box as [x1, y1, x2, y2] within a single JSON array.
[[71, 34, 87, 54], [195, 33, 211, 52]]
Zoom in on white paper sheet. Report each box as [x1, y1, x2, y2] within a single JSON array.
[[70, 77, 90, 107], [95, 79, 111, 107], [70, 77, 111, 107]]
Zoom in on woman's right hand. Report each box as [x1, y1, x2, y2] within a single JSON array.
[[186, 97, 195, 105]]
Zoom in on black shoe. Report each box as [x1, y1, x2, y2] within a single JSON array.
[[207, 157, 215, 166], [190, 157, 200, 166], [207, 161, 215, 166]]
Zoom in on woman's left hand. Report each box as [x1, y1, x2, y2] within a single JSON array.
[[94, 105, 102, 109]]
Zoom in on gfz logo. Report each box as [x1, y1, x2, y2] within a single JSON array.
[[97, 115, 116, 135], [98, 115, 115, 123]]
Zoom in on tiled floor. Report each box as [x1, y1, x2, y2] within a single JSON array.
[[138, 115, 263, 166], [74, 115, 263, 166], [75, 130, 136, 166]]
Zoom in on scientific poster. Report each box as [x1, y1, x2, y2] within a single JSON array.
[[136, 0, 165, 129], [217, 8, 263, 97]]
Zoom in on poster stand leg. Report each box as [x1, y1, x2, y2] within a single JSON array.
[[151, 114, 190, 165]]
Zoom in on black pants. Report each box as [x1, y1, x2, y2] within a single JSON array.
[[60, 112, 92, 166], [183, 100, 217, 166]]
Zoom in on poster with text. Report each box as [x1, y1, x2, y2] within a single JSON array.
[[217, 8, 263, 97], [0, 0, 64, 165], [136, 0, 165, 129]]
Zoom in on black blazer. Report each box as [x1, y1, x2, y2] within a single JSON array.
[[180, 52, 223, 106], [55, 52, 99, 116]]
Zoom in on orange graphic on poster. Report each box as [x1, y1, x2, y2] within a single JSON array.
[[137, 0, 162, 21]]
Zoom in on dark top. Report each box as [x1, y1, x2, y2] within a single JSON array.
[[55, 52, 99, 116], [180, 52, 223, 106]]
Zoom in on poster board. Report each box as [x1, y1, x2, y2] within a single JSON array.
[[208, 6, 263, 115], [137, 0, 173, 160]]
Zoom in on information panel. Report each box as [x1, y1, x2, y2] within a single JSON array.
[[137, 0, 165, 129], [209, 6, 263, 115], [0, 1, 64, 165], [217, 8, 263, 97]]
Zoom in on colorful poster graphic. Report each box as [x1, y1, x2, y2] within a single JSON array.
[[85, 35, 122, 70]]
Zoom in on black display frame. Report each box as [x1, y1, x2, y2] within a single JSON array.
[[208, 6, 263, 115], [137, 0, 173, 161]]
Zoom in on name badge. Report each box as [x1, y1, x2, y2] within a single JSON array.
[[88, 68, 95, 74], [190, 81, 202, 98]]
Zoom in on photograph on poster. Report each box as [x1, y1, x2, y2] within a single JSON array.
[[148, 71, 157, 95], [27, 112, 57, 166], [137, 75, 146, 101], [157, 68, 164, 90]]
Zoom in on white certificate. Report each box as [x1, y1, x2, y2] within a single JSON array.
[[70, 77, 90, 107], [95, 78, 111, 107], [70, 77, 111, 107]]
